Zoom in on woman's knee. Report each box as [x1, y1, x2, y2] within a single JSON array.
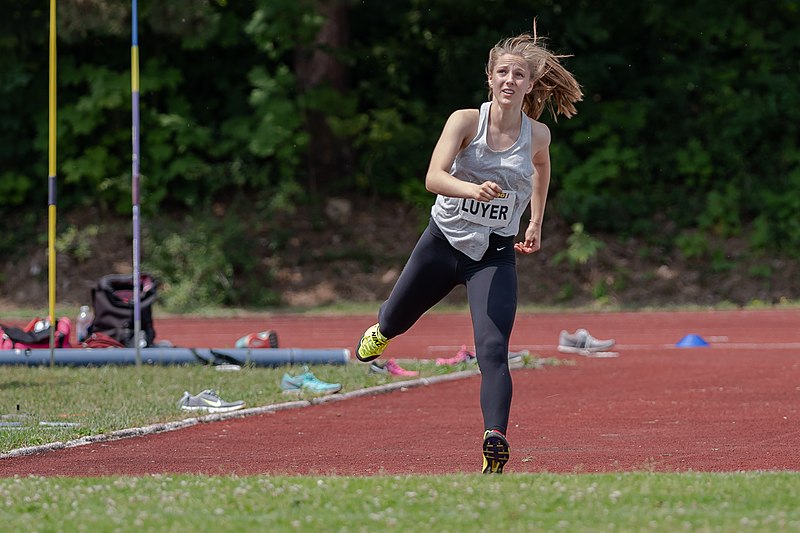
[[476, 337, 509, 364]]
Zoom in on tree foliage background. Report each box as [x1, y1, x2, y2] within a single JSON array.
[[1, 0, 799, 308]]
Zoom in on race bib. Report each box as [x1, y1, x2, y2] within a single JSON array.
[[459, 191, 516, 228]]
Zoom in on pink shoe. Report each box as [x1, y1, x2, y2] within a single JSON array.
[[435, 345, 476, 366], [235, 330, 279, 349], [384, 358, 419, 377]]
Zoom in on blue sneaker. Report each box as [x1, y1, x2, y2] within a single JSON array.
[[280, 367, 342, 395]]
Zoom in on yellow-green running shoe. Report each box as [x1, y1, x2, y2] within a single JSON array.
[[355, 323, 389, 362], [482, 430, 510, 474]]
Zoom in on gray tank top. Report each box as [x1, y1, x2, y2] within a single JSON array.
[[430, 101, 534, 260]]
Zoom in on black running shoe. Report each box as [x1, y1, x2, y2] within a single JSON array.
[[482, 429, 510, 474]]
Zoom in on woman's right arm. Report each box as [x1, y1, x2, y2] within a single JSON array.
[[425, 110, 502, 201]]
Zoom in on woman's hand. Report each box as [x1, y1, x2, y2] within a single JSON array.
[[515, 221, 542, 254], [474, 181, 503, 201]]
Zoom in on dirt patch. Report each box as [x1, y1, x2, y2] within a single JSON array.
[[1, 198, 798, 312]]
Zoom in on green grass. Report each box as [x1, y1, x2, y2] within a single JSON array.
[[1, 472, 798, 532]]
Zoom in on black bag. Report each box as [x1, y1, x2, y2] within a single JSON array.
[[90, 274, 158, 348]]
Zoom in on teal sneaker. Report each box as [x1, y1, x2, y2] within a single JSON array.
[[356, 323, 390, 362], [280, 367, 342, 395]]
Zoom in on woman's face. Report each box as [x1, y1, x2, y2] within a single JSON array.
[[488, 53, 533, 106]]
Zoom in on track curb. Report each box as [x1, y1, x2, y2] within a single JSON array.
[[0, 368, 480, 459]]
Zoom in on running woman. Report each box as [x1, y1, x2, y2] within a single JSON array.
[[355, 28, 582, 473]]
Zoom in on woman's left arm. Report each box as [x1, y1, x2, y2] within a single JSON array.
[[515, 122, 552, 254]]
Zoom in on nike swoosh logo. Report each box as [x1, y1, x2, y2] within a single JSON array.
[[496, 247, 506, 251], [201, 398, 223, 407]]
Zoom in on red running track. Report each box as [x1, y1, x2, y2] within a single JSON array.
[[1, 308, 799, 476]]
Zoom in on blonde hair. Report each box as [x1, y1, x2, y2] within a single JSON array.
[[486, 25, 583, 121]]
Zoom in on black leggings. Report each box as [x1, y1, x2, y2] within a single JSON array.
[[378, 219, 517, 434]]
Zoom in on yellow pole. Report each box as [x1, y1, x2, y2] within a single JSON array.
[[48, 0, 57, 366]]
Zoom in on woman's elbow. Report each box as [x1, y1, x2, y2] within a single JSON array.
[[424, 173, 438, 193]]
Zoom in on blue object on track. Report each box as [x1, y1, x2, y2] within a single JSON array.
[[676, 334, 709, 347]]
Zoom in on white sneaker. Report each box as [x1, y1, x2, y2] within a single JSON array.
[[507, 349, 529, 369], [177, 389, 246, 413], [558, 329, 615, 355]]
